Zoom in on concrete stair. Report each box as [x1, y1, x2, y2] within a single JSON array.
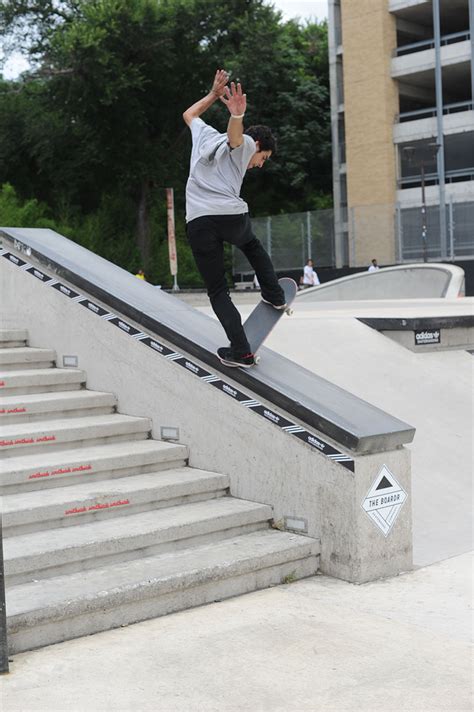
[[0, 413, 152, 458], [1, 329, 319, 654], [0, 329, 28, 349], [1, 440, 189, 493], [0, 390, 117, 424], [4, 498, 271, 582], [0, 368, 86, 396], [3, 469, 232, 536], [0, 347, 56, 371], [8, 531, 318, 654]]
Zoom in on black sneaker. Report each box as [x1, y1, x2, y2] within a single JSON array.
[[261, 296, 287, 310], [217, 347, 255, 368]]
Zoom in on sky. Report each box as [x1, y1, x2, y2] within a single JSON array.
[[2, 1, 329, 79], [269, 0, 328, 23]]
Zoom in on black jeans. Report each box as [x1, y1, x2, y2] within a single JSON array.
[[186, 213, 284, 353]]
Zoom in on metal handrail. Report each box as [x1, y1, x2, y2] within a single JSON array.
[[0, 518, 8, 674], [397, 101, 474, 122], [394, 30, 471, 57]]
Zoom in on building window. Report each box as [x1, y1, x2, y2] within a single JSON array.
[[399, 140, 439, 188], [338, 116, 346, 163], [444, 132, 474, 181]]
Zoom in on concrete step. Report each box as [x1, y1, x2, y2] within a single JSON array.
[[0, 390, 117, 425], [0, 368, 86, 396], [0, 347, 56, 371], [0, 329, 28, 349], [1, 439, 189, 494], [5, 497, 269, 583], [3, 467, 230, 536], [7, 529, 320, 653], [0, 413, 151, 458]]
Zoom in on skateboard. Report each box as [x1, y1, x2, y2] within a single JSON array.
[[243, 277, 297, 364]]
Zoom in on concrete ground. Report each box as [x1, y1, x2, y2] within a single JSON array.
[[2, 552, 472, 712]]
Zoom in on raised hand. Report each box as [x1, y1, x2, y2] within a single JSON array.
[[211, 69, 229, 98], [221, 81, 247, 117]]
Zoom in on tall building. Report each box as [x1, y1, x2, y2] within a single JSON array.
[[328, 0, 474, 268]]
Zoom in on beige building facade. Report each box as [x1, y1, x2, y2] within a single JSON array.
[[328, 0, 474, 267]]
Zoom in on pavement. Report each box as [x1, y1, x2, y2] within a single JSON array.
[[2, 552, 472, 712]]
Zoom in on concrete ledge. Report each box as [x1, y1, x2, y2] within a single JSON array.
[[0, 229, 415, 454], [358, 315, 474, 331], [359, 315, 474, 352]]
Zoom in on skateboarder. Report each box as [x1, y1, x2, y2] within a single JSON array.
[[183, 69, 286, 368]]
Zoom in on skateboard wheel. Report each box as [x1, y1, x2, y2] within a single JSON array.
[[285, 308, 293, 316], [254, 355, 261, 365]]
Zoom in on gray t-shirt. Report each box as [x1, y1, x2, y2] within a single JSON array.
[[185, 118, 256, 223]]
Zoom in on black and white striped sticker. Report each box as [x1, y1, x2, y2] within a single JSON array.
[[2, 248, 355, 471]]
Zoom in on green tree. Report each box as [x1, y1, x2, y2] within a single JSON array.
[[0, 0, 332, 285]]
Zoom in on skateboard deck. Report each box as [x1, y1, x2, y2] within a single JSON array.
[[243, 277, 297, 363]]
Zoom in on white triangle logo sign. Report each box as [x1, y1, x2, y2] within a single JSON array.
[[361, 465, 408, 537]]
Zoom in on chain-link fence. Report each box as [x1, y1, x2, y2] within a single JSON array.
[[233, 199, 474, 275], [233, 209, 335, 276], [396, 200, 474, 261]]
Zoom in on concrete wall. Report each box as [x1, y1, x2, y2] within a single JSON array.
[[297, 264, 465, 301], [0, 250, 413, 582]]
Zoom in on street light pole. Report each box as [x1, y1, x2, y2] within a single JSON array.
[[420, 160, 428, 263], [402, 143, 440, 263]]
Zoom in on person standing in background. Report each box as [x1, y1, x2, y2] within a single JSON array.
[[368, 259, 379, 272]]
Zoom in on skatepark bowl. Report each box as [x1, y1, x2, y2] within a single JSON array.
[[296, 263, 465, 301]]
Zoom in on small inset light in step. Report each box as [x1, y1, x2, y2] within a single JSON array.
[[285, 517, 308, 533], [161, 426, 180, 441], [63, 355, 78, 367]]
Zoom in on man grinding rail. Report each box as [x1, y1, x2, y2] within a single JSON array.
[[183, 69, 286, 368]]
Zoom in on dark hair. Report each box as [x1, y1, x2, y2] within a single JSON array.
[[244, 125, 277, 153]]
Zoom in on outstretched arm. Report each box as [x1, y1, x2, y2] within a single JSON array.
[[221, 81, 247, 148], [182, 69, 228, 126]]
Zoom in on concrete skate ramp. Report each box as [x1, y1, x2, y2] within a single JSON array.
[[245, 301, 473, 567], [0, 227, 414, 455], [298, 264, 465, 301]]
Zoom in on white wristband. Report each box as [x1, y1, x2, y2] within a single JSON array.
[[230, 113, 245, 119]]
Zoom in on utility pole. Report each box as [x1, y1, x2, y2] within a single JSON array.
[[433, 0, 447, 259], [403, 143, 440, 262]]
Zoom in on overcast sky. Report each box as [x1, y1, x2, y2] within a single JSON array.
[[2, 1, 328, 79], [268, 0, 328, 22]]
